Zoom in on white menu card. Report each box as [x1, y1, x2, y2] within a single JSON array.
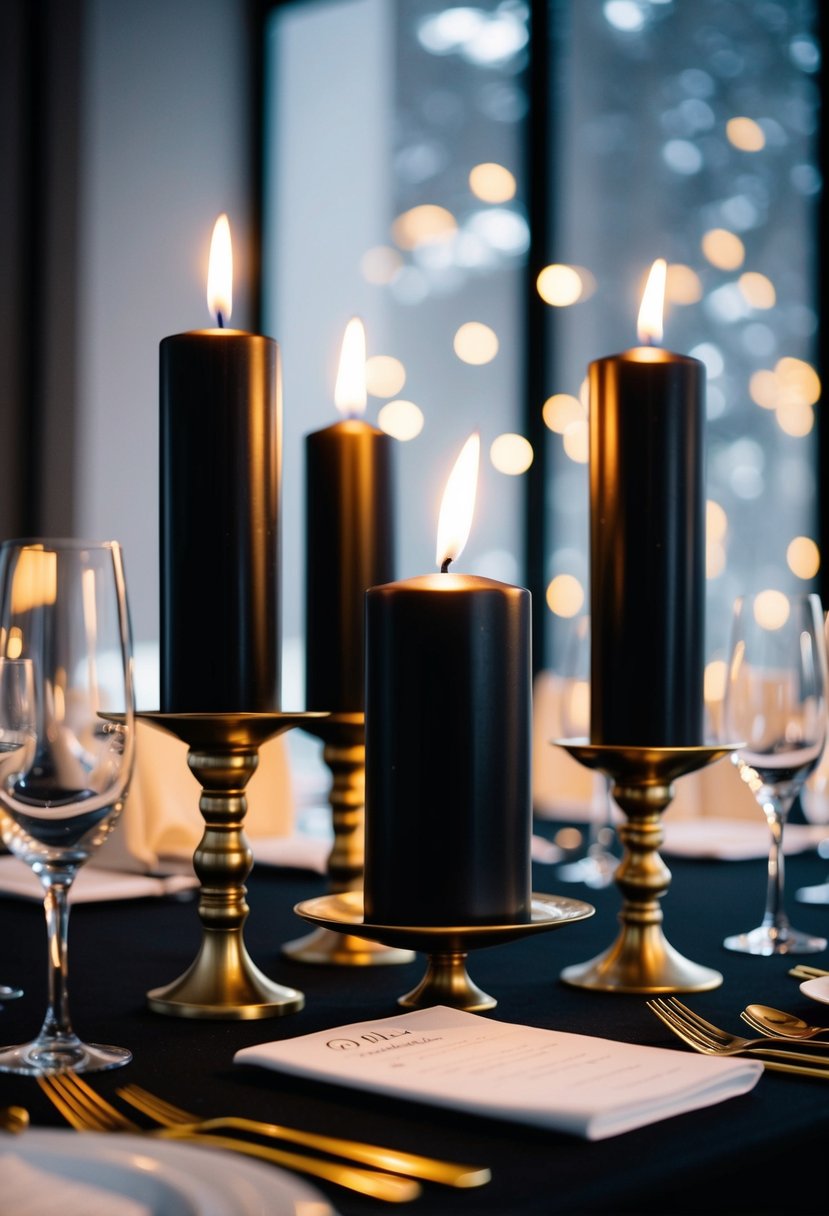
[[235, 1005, 763, 1141]]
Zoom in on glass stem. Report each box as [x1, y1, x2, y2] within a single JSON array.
[[763, 804, 789, 934], [39, 872, 76, 1044]]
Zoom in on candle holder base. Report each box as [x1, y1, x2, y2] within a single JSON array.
[[286, 713, 413, 967], [294, 890, 594, 1012], [139, 711, 326, 1019], [554, 741, 738, 994]]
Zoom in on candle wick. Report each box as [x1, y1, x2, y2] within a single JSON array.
[[217, 312, 225, 329], [440, 557, 452, 574]]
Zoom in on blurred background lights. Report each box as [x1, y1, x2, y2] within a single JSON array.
[[545, 574, 585, 618], [753, 589, 791, 630], [704, 659, 728, 704], [543, 393, 585, 433], [776, 399, 814, 437], [701, 228, 745, 270], [416, 5, 528, 66], [469, 161, 516, 203], [377, 399, 424, 442], [776, 356, 820, 405], [392, 204, 457, 249], [562, 419, 589, 463], [738, 272, 776, 310], [786, 536, 820, 580], [490, 433, 533, 475], [706, 540, 726, 579], [726, 116, 766, 152], [453, 321, 499, 364], [536, 263, 584, 306], [662, 140, 703, 174], [749, 369, 779, 409], [689, 342, 724, 378], [706, 499, 728, 542], [360, 246, 403, 285], [365, 355, 406, 398], [665, 263, 703, 305], [603, 1, 647, 34]]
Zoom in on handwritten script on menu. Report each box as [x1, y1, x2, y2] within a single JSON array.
[[235, 1005, 762, 1140]]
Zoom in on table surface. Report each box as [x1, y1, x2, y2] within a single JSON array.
[[1, 827, 828, 1215]]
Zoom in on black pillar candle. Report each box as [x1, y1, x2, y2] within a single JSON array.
[[589, 260, 705, 746], [305, 321, 394, 711], [364, 436, 532, 927], [160, 216, 281, 712]]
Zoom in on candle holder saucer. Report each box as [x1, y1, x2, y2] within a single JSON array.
[[138, 710, 327, 1019], [294, 890, 595, 1011], [282, 713, 413, 967], [553, 740, 739, 994]]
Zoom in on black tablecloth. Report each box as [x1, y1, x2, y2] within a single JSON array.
[[1, 829, 829, 1215]]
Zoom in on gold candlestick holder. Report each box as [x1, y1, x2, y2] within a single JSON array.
[[282, 713, 414, 966], [139, 711, 326, 1019], [294, 890, 594, 1011], [554, 741, 737, 994]]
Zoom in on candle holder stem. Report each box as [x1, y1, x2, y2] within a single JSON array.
[[398, 952, 495, 1012], [556, 743, 737, 994], [139, 712, 323, 1019], [283, 715, 413, 966]]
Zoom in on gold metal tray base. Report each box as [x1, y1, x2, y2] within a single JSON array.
[[294, 890, 595, 1011]]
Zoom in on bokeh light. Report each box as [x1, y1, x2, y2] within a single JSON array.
[[365, 355, 406, 397], [786, 536, 820, 580], [726, 116, 766, 151], [490, 433, 534, 475], [701, 228, 745, 270], [665, 263, 703, 305], [753, 589, 790, 630], [453, 321, 499, 364], [562, 419, 589, 463], [469, 162, 516, 203], [738, 272, 776, 309], [378, 399, 424, 441], [543, 393, 585, 433], [537, 264, 584, 306], [706, 500, 728, 542], [392, 205, 457, 249], [545, 574, 585, 617]]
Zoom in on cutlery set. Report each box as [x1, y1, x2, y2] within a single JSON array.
[[647, 996, 829, 1078], [33, 1071, 488, 1204]]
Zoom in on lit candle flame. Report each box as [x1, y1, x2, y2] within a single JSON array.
[[206, 214, 233, 326], [334, 317, 367, 417], [436, 433, 480, 571], [637, 258, 667, 345]]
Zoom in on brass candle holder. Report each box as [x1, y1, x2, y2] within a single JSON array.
[[294, 890, 595, 1011], [139, 711, 326, 1019], [554, 741, 737, 994], [282, 713, 413, 966]]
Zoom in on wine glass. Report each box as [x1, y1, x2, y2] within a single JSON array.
[[0, 539, 135, 1074], [557, 615, 618, 888], [723, 591, 828, 955], [0, 659, 37, 1004]]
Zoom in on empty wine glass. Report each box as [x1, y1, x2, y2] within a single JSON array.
[[0, 539, 135, 1074], [723, 591, 828, 955], [0, 659, 37, 1004], [557, 615, 618, 888]]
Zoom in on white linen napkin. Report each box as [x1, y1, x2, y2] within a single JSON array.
[[661, 820, 827, 860], [235, 1005, 763, 1141], [0, 1155, 151, 1216], [93, 719, 295, 874]]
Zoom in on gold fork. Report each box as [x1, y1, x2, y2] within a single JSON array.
[[38, 1073, 420, 1203], [646, 998, 829, 1078], [117, 1082, 489, 1189]]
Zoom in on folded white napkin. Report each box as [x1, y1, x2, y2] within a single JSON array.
[[94, 719, 295, 874], [662, 820, 828, 860], [0, 857, 197, 904], [235, 1005, 763, 1141], [0, 1154, 150, 1216]]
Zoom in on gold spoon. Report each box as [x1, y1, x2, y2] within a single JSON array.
[[742, 1004, 829, 1042], [0, 1106, 29, 1134]]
